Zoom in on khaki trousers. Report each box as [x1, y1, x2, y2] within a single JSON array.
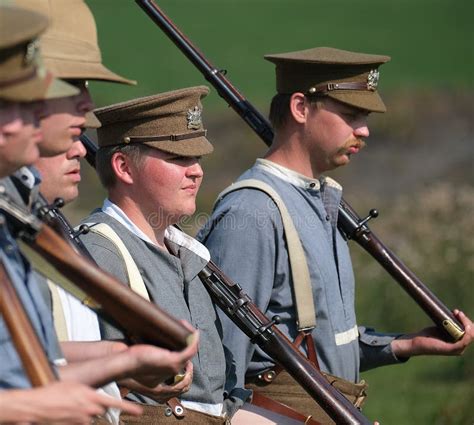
[[246, 371, 368, 425]]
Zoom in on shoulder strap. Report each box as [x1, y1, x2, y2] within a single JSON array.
[[86, 223, 150, 302], [47, 279, 70, 341], [217, 179, 316, 330]]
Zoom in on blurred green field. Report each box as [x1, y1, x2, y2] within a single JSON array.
[[80, 2, 474, 424], [86, 0, 474, 111]]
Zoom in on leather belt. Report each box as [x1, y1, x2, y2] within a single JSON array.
[[251, 391, 321, 425]]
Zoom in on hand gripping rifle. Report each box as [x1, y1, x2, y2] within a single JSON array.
[[0, 194, 193, 351], [134, 0, 465, 342], [80, 140, 370, 425], [0, 254, 56, 386]]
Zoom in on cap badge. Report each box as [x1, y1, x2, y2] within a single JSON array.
[[367, 69, 379, 91], [24, 40, 39, 66], [187, 106, 202, 130]]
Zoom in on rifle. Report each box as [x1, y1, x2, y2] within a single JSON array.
[[0, 194, 193, 351], [135, 0, 465, 342], [80, 141, 370, 424], [200, 261, 371, 425], [0, 256, 56, 386]]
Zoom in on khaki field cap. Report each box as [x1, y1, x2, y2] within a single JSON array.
[[0, 5, 78, 101], [94, 86, 214, 157], [14, 0, 135, 85], [265, 47, 391, 113]]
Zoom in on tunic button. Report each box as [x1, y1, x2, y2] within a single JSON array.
[[309, 182, 316, 189], [164, 407, 173, 417], [326, 215, 330, 221]]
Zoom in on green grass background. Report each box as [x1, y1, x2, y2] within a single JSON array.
[[82, 2, 474, 424], [86, 0, 473, 110]]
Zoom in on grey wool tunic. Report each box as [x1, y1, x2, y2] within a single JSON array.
[[198, 159, 404, 391], [79, 209, 246, 416]]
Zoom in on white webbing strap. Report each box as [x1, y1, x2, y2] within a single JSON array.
[[87, 223, 150, 302], [47, 278, 70, 341], [217, 179, 316, 330]]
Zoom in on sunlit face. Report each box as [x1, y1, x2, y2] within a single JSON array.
[[35, 140, 87, 204], [303, 98, 370, 175], [39, 81, 93, 157], [128, 149, 204, 230], [0, 100, 45, 177]]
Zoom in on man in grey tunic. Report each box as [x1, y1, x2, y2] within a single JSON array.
[[80, 86, 308, 424], [197, 47, 474, 423]]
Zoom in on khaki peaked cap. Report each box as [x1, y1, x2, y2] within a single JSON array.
[[14, 0, 135, 85], [95, 86, 214, 157], [265, 47, 391, 113], [0, 5, 78, 101]]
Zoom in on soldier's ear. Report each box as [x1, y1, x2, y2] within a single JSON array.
[[289, 92, 307, 124], [111, 151, 134, 185]]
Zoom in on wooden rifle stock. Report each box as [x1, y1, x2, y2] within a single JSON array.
[[0, 260, 56, 386], [0, 196, 193, 351], [200, 261, 370, 425], [135, 0, 465, 341]]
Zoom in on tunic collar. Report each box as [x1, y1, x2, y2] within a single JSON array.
[[255, 158, 321, 190], [101, 199, 210, 262], [255, 158, 343, 193]]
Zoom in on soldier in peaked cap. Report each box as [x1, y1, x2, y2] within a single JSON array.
[[79, 86, 304, 425], [198, 46, 474, 424]]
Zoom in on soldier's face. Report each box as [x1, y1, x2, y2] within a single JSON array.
[[129, 149, 204, 229], [38, 82, 93, 157], [35, 140, 87, 204], [304, 98, 369, 175], [0, 101, 44, 177]]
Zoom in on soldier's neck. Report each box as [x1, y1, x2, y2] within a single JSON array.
[[265, 132, 321, 179]]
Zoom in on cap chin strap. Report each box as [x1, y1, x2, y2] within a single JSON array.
[[122, 130, 207, 144], [307, 81, 373, 95]]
